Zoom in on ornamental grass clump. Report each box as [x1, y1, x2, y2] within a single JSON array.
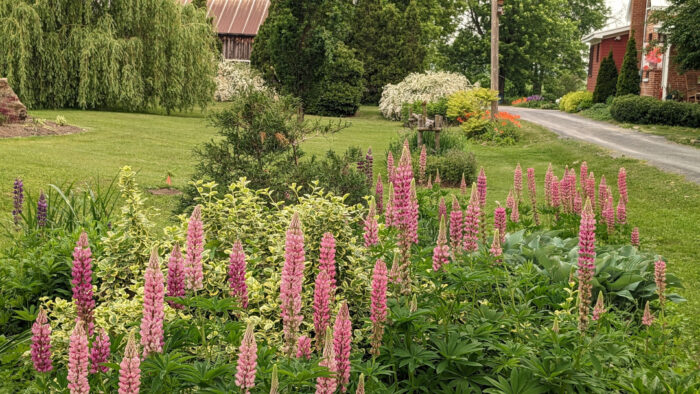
[[140, 249, 165, 358], [118, 334, 141, 394], [31, 309, 53, 373], [185, 205, 204, 291], [370, 259, 388, 357], [235, 323, 258, 394], [280, 212, 305, 355], [72, 232, 95, 336], [577, 200, 596, 332], [228, 240, 249, 309], [166, 244, 186, 310]]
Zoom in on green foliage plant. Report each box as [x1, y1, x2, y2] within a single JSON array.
[[559, 90, 593, 113], [593, 51, 618, 103], [610, 94, 700, 127], [446, 88, 499, 135]]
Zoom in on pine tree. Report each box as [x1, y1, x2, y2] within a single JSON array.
[[251, 0, 363, 116], [593, 51, 618, 103], [350, 0, 426, 104], [616, 35, 641, 96]]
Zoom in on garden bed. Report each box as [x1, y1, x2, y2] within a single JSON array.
[[0, 118, 83, 138]]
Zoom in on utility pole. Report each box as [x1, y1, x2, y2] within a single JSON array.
[[490, 0, 503, 119]]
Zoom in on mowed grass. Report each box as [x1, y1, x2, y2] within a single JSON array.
[[1, 105, 699, 351]]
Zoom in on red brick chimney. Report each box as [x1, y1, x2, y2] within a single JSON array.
[[628, 0, 647, 55]]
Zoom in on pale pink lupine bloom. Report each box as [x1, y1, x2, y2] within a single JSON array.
[[419, 144, 427, 184], [356, 374, 366, 394], [551, 176, 561, 210], [573, 193, 582, 215], [514, 163, 523, 201], [185, 205, 204, 291], [449, 196, 463, 251], [642, 301, 654, 326], [527, 168, 539, 225], [89, 328, 110, 374], [228, 240, 249, 308], [315, 329, 338, 394], [141, 249, 165, 358], [603, 195, 615, 234], [426, 175, 433, 189], [363, 202, 379, 248], [559, 175, 570, 214], [463, 184, 481, 252], [296, 335, 312, 360], [494, 205, 506, 244], [235, 323, 258, 393], [385, 183, 395, 228], [388, 255, 401, 285], [394, 143, 414, 238], [460, 173, 467, 195], [592, 291, 605, 321], [510, 197, 520, 223], [580, 161, 588, 189], [406, 180, 419, 245], [313, 270, 332, 351], [434, 169, 441, 187], [490, 230, 502, 259], [586, 172, 596, 211], [544, 163, 554, 206], [631, 227, 640, 247], [166, 244, 186, 310], [31, 309, 53, 372], [506, 189, 515, 211], [598, 176, 608, 213], [618, 167, 628, 204], [319, 232, 337, 291], [577, 200, 596, 332], [280, 213, 305, 355], [334, 302, 352, 392], [118, 335, 141, 394], [438, 196, 447, 222], [616, 200, 627, 225], [386, 151, 395, 184], [72, 232, 95, 336], [375, 174, 384, 214], [655, 259, 667, 306], [477, 168, 487, 209], [370, 259, 388, 356], [67, 323, 90, 394], [432, 218, 450, 271]]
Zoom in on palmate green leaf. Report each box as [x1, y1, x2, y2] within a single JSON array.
[[395, 343, 438, 373], [484, 368, 548, 394]]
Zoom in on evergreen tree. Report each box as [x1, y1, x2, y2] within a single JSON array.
[[0, 0, 218, 112], [616, 35, 641, 96], [251, 0, 363, 116], [593, 51, 618, 103], [350, 0, 426, 103]]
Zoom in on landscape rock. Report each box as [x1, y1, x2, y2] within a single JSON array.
[[0, 78, 27, 123]]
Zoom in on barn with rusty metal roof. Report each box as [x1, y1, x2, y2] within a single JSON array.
[[181, 0, 270, 60]]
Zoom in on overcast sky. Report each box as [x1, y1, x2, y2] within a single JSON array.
[[605, 0, 629, 28]]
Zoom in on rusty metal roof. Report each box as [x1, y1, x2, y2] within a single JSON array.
[[180, 0, 270, 36]]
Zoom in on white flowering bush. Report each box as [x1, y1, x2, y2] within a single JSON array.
[[214, 61, 268, 102], [379, 71, 474, 120]]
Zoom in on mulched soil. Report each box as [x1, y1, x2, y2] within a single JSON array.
[[148, 188, 182, 196], [0, 118, 83, 138]]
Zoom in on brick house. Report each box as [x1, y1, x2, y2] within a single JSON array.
[[583, 0, 700, 102]]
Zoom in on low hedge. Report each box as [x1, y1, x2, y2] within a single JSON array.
[[610, 95, 700, 127], [559, 91, 593, 113], [425, 149, 477, 186]]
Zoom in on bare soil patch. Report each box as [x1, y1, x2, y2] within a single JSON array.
[[0, 118, 83, 138], [148, 188, 182, 196]]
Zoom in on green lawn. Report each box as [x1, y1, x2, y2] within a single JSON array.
[[2, 105, 699, 354]]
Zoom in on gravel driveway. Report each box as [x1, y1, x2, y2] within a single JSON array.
[[507, 107, 700, 184]]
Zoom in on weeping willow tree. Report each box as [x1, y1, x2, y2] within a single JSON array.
[[0, 0, 218, 112]]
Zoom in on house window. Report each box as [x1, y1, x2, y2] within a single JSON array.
[[648, 33, 653, 42], [596, 44, 600, 62]]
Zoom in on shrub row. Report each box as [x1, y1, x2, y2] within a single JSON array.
[[610, 95, 700, 127]]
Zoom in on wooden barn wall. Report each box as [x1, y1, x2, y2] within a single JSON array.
[[220, 35, 255, 61]]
